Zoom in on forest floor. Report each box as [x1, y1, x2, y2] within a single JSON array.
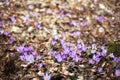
[[0, 0, 120, 80]]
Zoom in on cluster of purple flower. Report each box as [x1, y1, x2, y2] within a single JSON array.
[[16, 45, 41, 64], [70, 31, 81, 36], [22, 13, 42, 30], [0, 28, 8, 36], [88, 44, 108, 64], [89, 45, 120, 76], [51, 39, 113, 64], [109, 53, 120, 63], [69, 16, 104, 27], [50, 40, 88, 63], [50, 39, 120, 76], [70, 20, 88, 27]]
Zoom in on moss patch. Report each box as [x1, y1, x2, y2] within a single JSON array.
[[107, 40, 120, 56]]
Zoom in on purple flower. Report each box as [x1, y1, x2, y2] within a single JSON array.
[[77, 40, 82, 44], [28, 46, 34, 51], [66, 13, 71, 17], [22, 47, 30, 52], [114, 57, 120, 63], [57, 13, 65, 19], [51, 39, 57, 45], [73, 55, 79, 62], [77, 42, 83, 53], [82, 45, 87, 51], [92, 44, 97, 50], [61, 53, 67, 59], [91, 49, 97, 54], [80, 21, 88, 26], [37, 24, 42, 29], [54, 35, 59, 40], [73, 55, 82, 62], [24, 54, 35, 63], [32, 51, 36, 56], [77, 49, 82, 54], [35, 55, 41, 60], [63, 48, 69, 54], [62, 55, 67, 59], [69, 47, 74, 51], [16, 45, 34, 54], [0, 20, 5, 26], [9, 21, 13, 25], [38, 63, 43, 69], [115, 69, 120, 77], [77, 43, 82, 49], [43, 73, 51, 80], [34, 22, 39, 26], [20, 55, 25, 61], [0, 28, 4, 34], [91, 44, 97, 53], [98, 67, 103, 73], [55, 54, 63, 62], [69, 51, 76, 58], [101, 45, 106, 50], [28, 5, 34, 10], [109, 53, 114, 58], [96, 52, 101, 56], [93, 54, 101, 62], [16, 45, 25, 53], [62, 32, 65, 36], [66, 42, 72, 48], [24, 46, 33, 52], [23, 52, 28, 55], [70, 20, 77, 26], [60, 39, 64, 45], [60, 40, 66, 49], [10, 16, 15, 22], [60, 14, 65, 18], [96, 16, 105, 22], [52, 51, 58, 56], [101, 49, 107, 57], [8, 36, 14, 44], [82, 21, 88, 26], [26, 19, 30, 25], [23, 16, 29, 21], [89, 59, 95, 64], [5, 1, 10, 6], [71, 31, 81, 36], [3, 31, 9, 36], [34, 22, 42, 29]]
